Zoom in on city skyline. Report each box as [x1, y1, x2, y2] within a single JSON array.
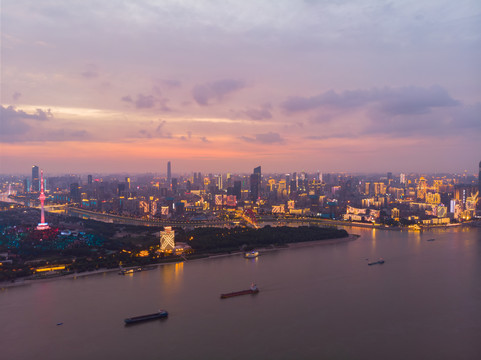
[[1, 1, 480, 174]]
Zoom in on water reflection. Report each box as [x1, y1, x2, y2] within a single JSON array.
[[161, 262, 184, 287]]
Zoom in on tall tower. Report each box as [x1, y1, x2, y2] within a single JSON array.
[[32, 165, 40, 192], [37, 170, 50, 230], [167, 161, 172, 186]]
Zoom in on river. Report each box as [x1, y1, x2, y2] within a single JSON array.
[[1, 227, 480, 360]]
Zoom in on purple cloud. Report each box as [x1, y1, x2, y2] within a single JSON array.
[[1, 105, 52, 121], [192, 79, 245, 106], [81, 71, 98, 79], [161, 79, 181, 88], [233, 104, 273, 121], [135, 94, 155, 109], [240, 132, 284, 144], [281, 85, 460, 116]]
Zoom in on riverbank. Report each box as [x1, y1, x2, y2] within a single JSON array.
[[0, 234, 358, 290]]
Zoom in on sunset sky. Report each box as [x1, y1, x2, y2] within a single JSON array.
[[1, 0, 480, 175]]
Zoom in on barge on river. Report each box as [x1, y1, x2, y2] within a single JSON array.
[[124, 310, 168, 325], [220, 283, 259, 299]]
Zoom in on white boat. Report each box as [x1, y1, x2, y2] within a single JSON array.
[[244, 251, 259, 258]]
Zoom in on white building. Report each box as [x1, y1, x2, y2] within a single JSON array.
[[160, 227, 175, 252]]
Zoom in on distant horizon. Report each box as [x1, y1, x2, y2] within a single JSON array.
[[1, 165, 479, 179]]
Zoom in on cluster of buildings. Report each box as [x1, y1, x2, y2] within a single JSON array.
[[3, 161, 481, 229]]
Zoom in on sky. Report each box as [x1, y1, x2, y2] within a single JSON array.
[[1, 0, 480, 175]]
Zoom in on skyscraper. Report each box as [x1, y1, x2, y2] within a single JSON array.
[[233, 180, 242, 200], [250, 173, 260, 201], [478, 161, 481, 193], [32, 165, 39, 192], [167, 161, 172, 186]]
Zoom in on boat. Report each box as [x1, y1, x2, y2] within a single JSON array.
[[368, 258, 385, 265], [408, 224, 422, 232], [124, 310, 168, 325], [119, 268, 135, 275], [244, 251, 259, 258], [119, 265, 156, 275], [427, 238, 435, 242], [220, 283, 259, 299]]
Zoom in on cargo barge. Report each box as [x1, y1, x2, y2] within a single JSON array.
[[368, 259, 385, 265], [220, 283, 259, 299], [124, 310, 168, 325]]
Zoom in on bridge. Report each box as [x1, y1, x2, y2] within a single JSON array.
[[66, 207, 235, 228]]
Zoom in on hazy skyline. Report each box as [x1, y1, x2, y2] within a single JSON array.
[[1, 0, 480, 174]]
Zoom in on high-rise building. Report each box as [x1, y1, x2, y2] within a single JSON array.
[[32, 165, 40, 192], [250, 166, 261, 201], [233, 180, 242, 200], [23, 178, 30, 194], [478, 161, 481, 193], [125, 177, 131, 190], [88, 175, 93, 185], [70, 183, 81, 202], [417, 177, 427, 200], [250, 173, 260, 201], [215, 175, 223, 190], [167, 161, 172, 185]]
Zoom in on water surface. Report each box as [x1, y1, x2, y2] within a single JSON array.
[[1, 227, 480, 360]]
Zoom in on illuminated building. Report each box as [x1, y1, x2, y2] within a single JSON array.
[[35, 265, 66, 273], [417, 177, 427, 200], [436, 205, 447, 218], [478, 161, 481, 209], [125, 177, 131, 190], [364, 182, 370, 195], [160, 226, 175, 252], [215, 174, 223, 190], [466, 192, 478, 211], [272, 204, 285, 213], [426, 192, 441, 204], [36, 170, 50, 230], [391, 208, 400, 220], [268, 178, 276, 192], [167, 161, 172, 185], [277, 180, 287, 198], [373, 182, 386, 195], [32, 165, 40, 192]]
